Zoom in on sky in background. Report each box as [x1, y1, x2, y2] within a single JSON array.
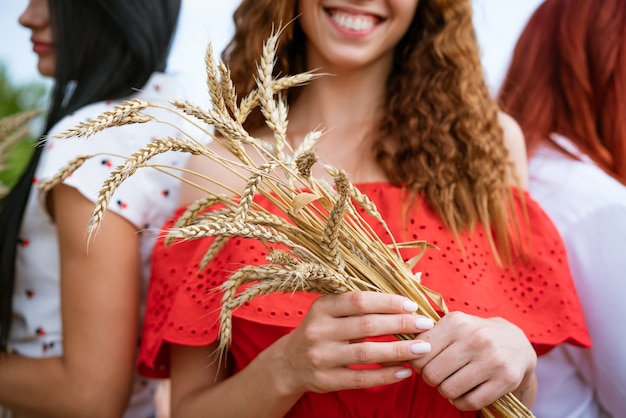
[[0, 0, 543, 105]]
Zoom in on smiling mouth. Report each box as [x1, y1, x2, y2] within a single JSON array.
[[327, 9, 380, 32]]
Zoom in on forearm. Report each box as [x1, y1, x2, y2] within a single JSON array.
[[0, 351, 129, 418], [175, 375, 299, 417], [563, 211, 626, 415], [0, 352, 68, 416], [171, 342, 303, 418]]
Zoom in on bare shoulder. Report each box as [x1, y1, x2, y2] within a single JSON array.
[[178, 138, 250, 206], [498, 111, 529, 189]]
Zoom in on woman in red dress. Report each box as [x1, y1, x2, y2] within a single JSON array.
[[138, 0, 590, 416]]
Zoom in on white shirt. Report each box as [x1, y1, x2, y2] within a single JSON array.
[[529, 134, 626, 418], [9, 73, 193, 418]]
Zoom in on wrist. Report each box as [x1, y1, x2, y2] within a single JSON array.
[[255, 334, 305, 401], [514, 349, 537, 406]]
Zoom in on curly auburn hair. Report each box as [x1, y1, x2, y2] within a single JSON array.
[[498, 0, 626, 185], [223, 0, 517, 262]]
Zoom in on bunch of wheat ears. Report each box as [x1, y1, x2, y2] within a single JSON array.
[[41, 31, 534, 418]]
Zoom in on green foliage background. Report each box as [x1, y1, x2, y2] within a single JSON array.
[[0, 64, 48, 190]]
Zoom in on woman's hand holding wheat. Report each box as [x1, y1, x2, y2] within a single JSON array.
[[409, 312, 537, 411], [260, 292, 435, 396]]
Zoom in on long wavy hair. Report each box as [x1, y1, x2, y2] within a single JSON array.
[[498, 0, 626, 185], [0, 0, 182, 352], [224, 0, 517, 262]]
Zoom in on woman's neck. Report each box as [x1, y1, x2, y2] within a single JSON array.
[[289, 63, 387, 137], [284, 67, 390, 184]]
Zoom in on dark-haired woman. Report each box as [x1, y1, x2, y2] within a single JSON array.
[[499, 0, 626, 416], [138, 0, 590, 416], [0, 0, 185, 416]]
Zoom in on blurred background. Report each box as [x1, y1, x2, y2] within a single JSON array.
[[0, 0, 543, 101], [0, 0, 543, 188]]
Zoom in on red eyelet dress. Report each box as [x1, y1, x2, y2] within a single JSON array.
[[138, 183, 590, 417]]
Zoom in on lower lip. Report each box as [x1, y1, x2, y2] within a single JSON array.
[[32, 43, 54, 54]]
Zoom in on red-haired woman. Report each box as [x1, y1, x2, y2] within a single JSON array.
[[499, 0, 626, 416], [137, 0, 590, 416]]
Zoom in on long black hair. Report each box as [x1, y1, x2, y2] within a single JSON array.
[[0, 0, 182, 351]]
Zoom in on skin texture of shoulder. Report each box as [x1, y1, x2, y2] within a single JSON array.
[[498, 111, 529, 189], [178, 138, 260, 206]]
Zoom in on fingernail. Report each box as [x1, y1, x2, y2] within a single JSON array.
[[395, 368, 412, 379], [403, 300, 418, 312], [415, 317, 434, 330], [411, 342, 431, 354]]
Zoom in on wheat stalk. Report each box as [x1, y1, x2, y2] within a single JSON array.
[[0, 110, 39, 198], [0, 110, 38, 143], [43, 29, 534, 418], [53, 99, 153, 139]]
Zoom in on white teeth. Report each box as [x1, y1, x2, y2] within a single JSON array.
[[331, 12, 376, 32]]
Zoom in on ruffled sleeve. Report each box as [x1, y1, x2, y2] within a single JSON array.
[[138, 203, 321, 377], [138, 206, 218, 377], [138, 185, 592, 377], [449, 190, 592, 354]]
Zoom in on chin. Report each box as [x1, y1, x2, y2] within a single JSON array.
[[37, 60, 55, 78]]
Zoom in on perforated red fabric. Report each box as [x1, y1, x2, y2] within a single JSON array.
[[138, 183, 590, 417]]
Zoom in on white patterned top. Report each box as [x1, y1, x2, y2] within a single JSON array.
[[10, 72, 193, 418], [529, 134, 626, 418]]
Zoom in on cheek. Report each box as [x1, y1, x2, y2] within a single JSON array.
[[297, 2, 316, 34], [394, 0, 419, 26]]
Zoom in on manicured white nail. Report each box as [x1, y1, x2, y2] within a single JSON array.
[[403, 300, 418, 312], [395, 368, 413, 379], [411, 342, 431, 354], [415, 317, 434, 330]]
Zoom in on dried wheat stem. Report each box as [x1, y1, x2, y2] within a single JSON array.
[[199, 235, 232, 271], [0, 110, 38, 141], [236, 162, 279, 219], [38, 155, 92, 192], [87, 137, 208, 234], [271, 97, 288, 160], [0, 126, 31, 164], [208, 112, 255, 162], [292, 130, 322, 161], [219, 276, 299, 350], [256, 31, 289, 161], [320, 171, 350, 272], [54, 99, 153, 139], [219, 62, 240, 121], [266, 249, 299, 265], [205, 43, 226, 114], [164, 195, 232, 245], [294, 149, 318, 179], [195, 207, 294, 232], [170, 99, 215, 126], [220, 266, 278, 295], [237, 72, 319, 123], [242, 208, 296, 229], [258, 30, 280, 102], [170, 100, 254, 158], [167, 221, 296, 246]]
